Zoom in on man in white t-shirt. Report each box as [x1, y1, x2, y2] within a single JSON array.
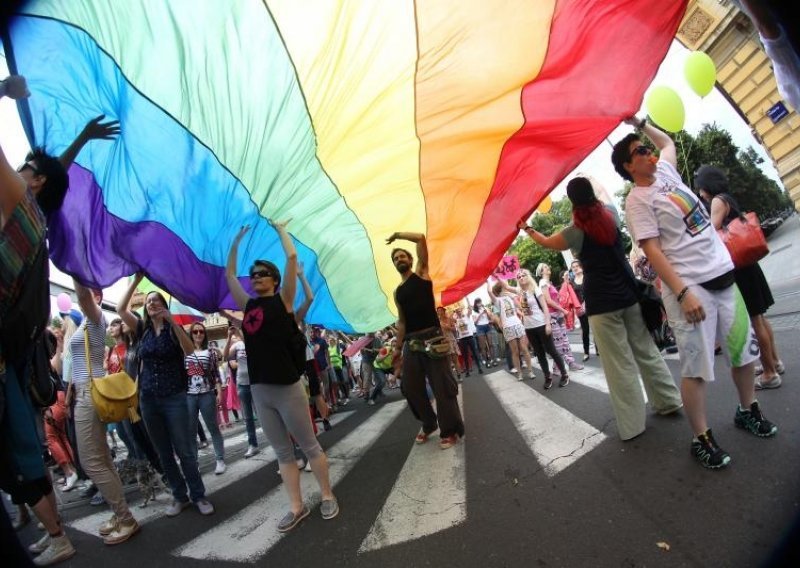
[[614, 115, 777, 470], [453, 305, 483, 376]]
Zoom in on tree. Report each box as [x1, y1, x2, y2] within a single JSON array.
[[510, 197, 571, 284]]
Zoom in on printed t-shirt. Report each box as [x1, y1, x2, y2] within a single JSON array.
[[455, 315, 476, 339], [494, 295, 522, 329], [185, 349, 219, 394], [231, 340, 250, 386], [625, 160, 732, 285], [519, 289, 546, 328]]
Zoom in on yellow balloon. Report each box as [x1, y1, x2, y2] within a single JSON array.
[[645, 86, 685, 133], [684, 51, 716, 97], [536, 195, 552, 214]]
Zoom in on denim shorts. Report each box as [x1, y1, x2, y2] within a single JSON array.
[[476, 324, 492, 336]]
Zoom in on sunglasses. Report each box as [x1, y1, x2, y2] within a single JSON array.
[[249, 269, 275, 280], [17, 161, 40, 175], [630, 146, 652, 158], [191, 329, 205, 335]]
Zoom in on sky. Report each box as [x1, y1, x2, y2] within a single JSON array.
[[0, 40, 784, 309]]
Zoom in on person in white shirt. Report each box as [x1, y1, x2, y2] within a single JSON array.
[[453, 304, 483, 376], [615, 115, 777, 469], [487, 281, 533, 381]]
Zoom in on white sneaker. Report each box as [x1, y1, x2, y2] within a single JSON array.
[[195, 499, 215, 516], [367, 399, 375, 406], [509, 368, 518, 374], [304, 461, 312, 472], [244, 446, 259, 459], [214, 460, 226, 475], [33, 534, 75, 566], [165, 499, 190, 517], [29, 532, 50, 554], [63, 471, 79, 492]]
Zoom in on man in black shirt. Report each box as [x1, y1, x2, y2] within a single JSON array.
[[387, 232, 464, 449]]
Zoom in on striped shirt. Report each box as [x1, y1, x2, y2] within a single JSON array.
[[69, 315, 109, 386]]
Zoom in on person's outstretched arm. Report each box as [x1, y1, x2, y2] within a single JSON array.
[[59, 115, 120, 170], [117, 272, 144, 332], [295, 262, 314, 323], [226, 226, 254, 310], [273, 220, 298, 312], [624, 116, 676, 170], [386, 232, 429, 279]]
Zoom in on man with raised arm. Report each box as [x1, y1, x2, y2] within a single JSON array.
[[386, 232, 464, 450]]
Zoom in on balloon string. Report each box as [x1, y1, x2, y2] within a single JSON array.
[[678, 136, 694, 183]]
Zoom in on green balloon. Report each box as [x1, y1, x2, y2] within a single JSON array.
[[645, 86, 685, 133], [684, 51, 716, 97]]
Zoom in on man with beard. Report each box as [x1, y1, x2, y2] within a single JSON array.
[[386, 232, 464, 449]]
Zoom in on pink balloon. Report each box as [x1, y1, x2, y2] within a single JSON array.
[[56, 292, 72, 313]]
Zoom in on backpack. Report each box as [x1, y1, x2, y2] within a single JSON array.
[[286, 312, 307, 377]]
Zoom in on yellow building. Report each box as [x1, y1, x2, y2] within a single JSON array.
[[677, 1, 800, 208]]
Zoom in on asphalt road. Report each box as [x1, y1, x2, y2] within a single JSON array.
[[8, 216, 800, 568]]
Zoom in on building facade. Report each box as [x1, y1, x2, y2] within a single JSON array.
[[676, 0, 800, 208]]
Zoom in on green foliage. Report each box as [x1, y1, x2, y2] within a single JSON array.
[[510, 197, 571, 284]]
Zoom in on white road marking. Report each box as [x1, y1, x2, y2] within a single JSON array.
[[485, 371, 607, 477], [173, 401, 407, 562], [359, 397, 466, 553], [67, 411, 355, 536]]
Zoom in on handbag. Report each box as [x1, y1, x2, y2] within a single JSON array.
[[717, 212, 768, 268], [610, 242, 664, 333], [84, 329, 140, 423], [715, 193, 768, 269]]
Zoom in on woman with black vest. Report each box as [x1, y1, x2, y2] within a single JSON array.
[[518, 177, 683, 440]]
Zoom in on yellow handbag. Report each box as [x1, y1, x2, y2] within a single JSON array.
[[84, 329, 141, 423]]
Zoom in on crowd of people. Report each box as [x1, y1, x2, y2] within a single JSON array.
[[0, 66, 789, 567]]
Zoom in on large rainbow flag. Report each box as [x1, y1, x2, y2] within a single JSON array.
[[2, 0, 687, 332]]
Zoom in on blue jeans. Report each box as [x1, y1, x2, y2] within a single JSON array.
[[237, 384, 258, 448], [187, 392, 225, 461], [369, 368, 387, 401], [140, 391, 206, 503]]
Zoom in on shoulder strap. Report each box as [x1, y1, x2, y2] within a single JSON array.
[[83, 327, 93, 380]]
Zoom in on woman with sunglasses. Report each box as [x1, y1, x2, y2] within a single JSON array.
[[118, 274, 214, 515], [226, 222, 338, 532], [520, 177, 684, 441], [186, 323, 226, 475]]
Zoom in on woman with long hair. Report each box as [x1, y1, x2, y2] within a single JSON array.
[[118, 274, 214, 516], [186, 322, 226, 475], [486, 280, 533, 381], [693, 165, 784, 390], [472, 298, 496, 367], [519, 177, 683, 440], [516, 269, 569, 389], [226, 222, 337, 532], [534, 264, 582, 372], [68, 281, 140, 543]]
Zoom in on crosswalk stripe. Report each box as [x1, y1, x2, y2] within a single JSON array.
[[359, 397, 466, 554], [67, 411, 356, 536], [173, 401, 407, 562], [485, 371, 607, 476]]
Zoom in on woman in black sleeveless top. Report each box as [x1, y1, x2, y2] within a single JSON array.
[[226, 222, 338, 532], [518, 177, 682, 440], [694, 165, 783, 389]]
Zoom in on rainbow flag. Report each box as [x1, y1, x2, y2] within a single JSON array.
[[2, 0, 687, 332]]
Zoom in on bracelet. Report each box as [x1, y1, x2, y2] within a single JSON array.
[[676, 286, 689, 303], [637, 117, 647, 129]]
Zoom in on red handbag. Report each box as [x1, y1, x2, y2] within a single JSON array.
[[717, 211, 768, 268]]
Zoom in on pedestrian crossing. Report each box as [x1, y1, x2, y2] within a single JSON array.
[[63, 368, 639, 564]]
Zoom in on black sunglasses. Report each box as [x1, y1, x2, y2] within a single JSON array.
[[249, 269, 275, 280], [191, 329, 205, 335], [17, 161, 40, 175], [630, 146, 652, 158]]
